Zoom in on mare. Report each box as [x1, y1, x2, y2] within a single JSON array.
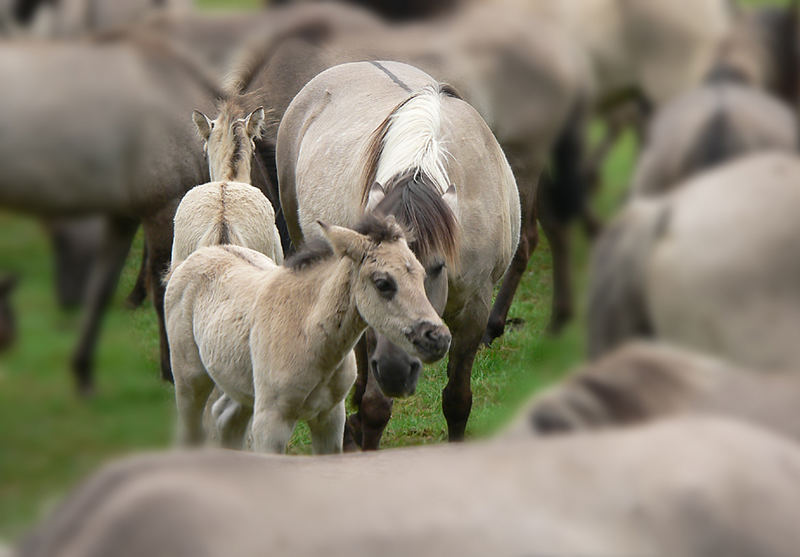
[[0, 29, 221, 393], [277, 61, 520, 445], [166, 215, 450, 453], [17, 417, 800, 557], [588, 152, 800, 368], [510, 341, 800, 442], [214, 0, 589, 340], [630, 81, 799, 197]]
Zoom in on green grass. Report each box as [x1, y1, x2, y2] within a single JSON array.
[[0, 0, 791, 542]]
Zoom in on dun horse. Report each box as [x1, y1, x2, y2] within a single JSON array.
[[630, 82, 798, 197], [166, 215, 450, 454], [509, 341, 800, 442], [278, 61, 520, 445], [18, 417, 800, 557], [589, 152, 800, 369]]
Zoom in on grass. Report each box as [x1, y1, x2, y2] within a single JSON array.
[[0, 0, 790, 542]]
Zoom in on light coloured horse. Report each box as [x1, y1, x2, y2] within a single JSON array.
[[630, 82, 799, 198], [215, 0, 589, 340], [277, 61, 520, 445], [0, 29, 220, 393], [17, 417, 800, 557], [589, 152, 800, 369], [508, 341, 800, 442], [165, 215, 450, 454]]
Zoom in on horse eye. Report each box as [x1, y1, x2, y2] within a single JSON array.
[[428, 262, 446, 277], [372, 274, 397, 299]]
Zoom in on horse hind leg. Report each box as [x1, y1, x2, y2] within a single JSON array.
[[173, 345, 215, 446], [70, 216, 139, 396], [444, 291, 491, 441]]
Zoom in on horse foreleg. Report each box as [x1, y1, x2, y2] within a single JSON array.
[[309, 401, 346, 455], [142, 203, 177, 383], [251, 406, 296, 454], [70, 216, 138, 396], [444, 293, 491, 441]]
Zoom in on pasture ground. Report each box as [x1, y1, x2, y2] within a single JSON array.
[[0, 0, 785, 541]]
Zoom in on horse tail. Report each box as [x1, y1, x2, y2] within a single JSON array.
[[587, 200, 668, 359], [362, 84, 460, 267]]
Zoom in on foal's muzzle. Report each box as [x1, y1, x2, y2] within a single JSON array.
[[406, 321, 451, 363]]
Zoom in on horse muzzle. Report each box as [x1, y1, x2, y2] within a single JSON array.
[[406, 321, 451, 364]]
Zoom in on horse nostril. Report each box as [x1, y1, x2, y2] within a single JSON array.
[[424, 328, 438, 341]]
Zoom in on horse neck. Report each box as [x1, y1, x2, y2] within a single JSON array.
[[214, 157, 252, 183], [301, 257, 367, 361]]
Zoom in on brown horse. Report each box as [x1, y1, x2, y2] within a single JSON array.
[[0, 274, 16, 351], [0, 29, 220, 393], [18, 417, 800, 557], [510, 341, 800, 442]]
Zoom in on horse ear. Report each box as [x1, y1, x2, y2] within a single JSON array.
[[442, 184, 458, 213], [365, 182, 386, 213], [318, 221, 370, 261], [192, 110, 213, 141], [245, 107, 266, 139]]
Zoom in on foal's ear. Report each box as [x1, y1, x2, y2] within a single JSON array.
[[365, 182, 385, 213], [192, 110, 213, 142], [318, 221, 370, 261], [245, 107, 266, 139], [442, 183, 458, 212]]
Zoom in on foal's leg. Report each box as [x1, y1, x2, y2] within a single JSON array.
[[215, 396, 253, 450], [251, 406, 296, 454], [443, 289, 491, 441], [309, 400, 346, 455], [172, 344, 214, 446], [71, 215, 139, 395], [483, 150, 545, 346]]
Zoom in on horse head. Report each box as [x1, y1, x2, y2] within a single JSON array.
[[192, 104, 266, 183]]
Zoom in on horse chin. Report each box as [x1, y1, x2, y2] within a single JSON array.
[[371, 356, 421, 399]]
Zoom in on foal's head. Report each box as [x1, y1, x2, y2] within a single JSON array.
[[318, 216, 451, 366], [192, 105, 266, 183]]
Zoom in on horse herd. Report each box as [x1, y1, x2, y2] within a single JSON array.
[[5, 0, 800, 555]]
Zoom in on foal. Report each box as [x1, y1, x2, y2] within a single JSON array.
[[166, 215, 450, 454]]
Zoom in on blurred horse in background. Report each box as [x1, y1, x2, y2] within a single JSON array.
[[0, 29, 220, 393], [588, 152, 800, 368], [630, 82, 799, 198], [509, 341, 800, 442], [18, 417, 800, 557], [278, 61, 519, 445]]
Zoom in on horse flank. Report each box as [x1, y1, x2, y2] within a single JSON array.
[[362, 85, 460, 267]]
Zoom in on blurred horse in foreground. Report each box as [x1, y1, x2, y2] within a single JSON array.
[[589, 152, 800, 368], [17, 416, 800, 557], [511, 341, 800, 442], [277, 61, 519, 445]]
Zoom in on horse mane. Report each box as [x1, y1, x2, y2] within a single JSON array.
[[284, 214, 405, 271], [223, 16, 333, 95], [360, 84, 460, 267], [91, 27, 225, 100]]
